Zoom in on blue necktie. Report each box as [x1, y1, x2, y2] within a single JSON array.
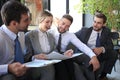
[[96, 33, 100, 47], [14, 36, 24, 63]]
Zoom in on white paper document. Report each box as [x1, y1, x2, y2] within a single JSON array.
[[24, 52, 82, 68], [47, 51, 83, 60], [24, 59, 61, 68]]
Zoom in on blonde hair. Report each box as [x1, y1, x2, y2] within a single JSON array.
[[36, 10, 53, 25]]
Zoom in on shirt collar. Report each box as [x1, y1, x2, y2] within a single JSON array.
[[56, 27, 68, 35], [2, 24, 17, 41], [37, 29, 47, 37], [93, 29, 102, 34]]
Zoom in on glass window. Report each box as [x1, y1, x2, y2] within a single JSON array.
[[51, 0, 83, 32], [69, 0, 83, 32], [25, 0, 83, 32]]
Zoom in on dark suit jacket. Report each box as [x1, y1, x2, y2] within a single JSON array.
[[75, 27, 114, 57], [75, 27, 118, 75]]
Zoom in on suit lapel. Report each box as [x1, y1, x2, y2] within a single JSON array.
[[84, 27, 93, 44], [47, 33, 54, 52], [99, 28, 106, 44], [31, 30, 42, 53]]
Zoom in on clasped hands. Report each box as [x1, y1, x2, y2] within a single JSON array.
[[8, 62, 28, 77]]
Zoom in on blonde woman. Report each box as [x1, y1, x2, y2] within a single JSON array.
[[25, 10, 55, 80]]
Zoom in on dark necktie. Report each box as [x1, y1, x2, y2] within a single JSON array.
[[14, 36, 24, 63], [96, 33, 100, 47], [57, 34, 62, 53]]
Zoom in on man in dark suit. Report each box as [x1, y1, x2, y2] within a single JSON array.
[[75, 12, 118, 80]]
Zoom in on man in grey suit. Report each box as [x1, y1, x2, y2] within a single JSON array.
[[0, 0, 31, 80], [75, 12, 118, 80]]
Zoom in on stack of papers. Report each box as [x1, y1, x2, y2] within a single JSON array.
[[24, 59, 61, 67], [24, 52, 83, 68], [47, 52, 83, 60]]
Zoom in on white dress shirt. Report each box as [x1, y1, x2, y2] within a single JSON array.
[[38, 29, 50, 53], [50, 27, 96, 58], [87, 30, 101, 49], [87, 30, 105, 53], [0, 24, 25, 76]]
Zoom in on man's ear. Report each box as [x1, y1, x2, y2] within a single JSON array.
[[10, 21, 18, 26]]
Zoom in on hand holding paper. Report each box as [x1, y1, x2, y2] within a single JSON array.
[[24, 52, 82, 68], [64, 49, 73, 57], [47, 51, 83, 60]]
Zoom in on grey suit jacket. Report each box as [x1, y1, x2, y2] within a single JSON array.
[[25, 29, 56, 61]]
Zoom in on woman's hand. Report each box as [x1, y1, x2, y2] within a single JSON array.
[[34, 53, 47, 60]]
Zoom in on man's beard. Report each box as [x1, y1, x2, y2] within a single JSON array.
[[93, 26, 102, 31], [58, 27, 66, 33]]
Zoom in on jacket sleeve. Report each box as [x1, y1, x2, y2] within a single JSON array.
[[75, 27, 88, 43], [101, 28, 114, 53], [24, 32, 34, 62]]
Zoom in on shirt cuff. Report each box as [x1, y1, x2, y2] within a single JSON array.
[[32, 56, 35, 60], [88, 52, 96, 58], [89, 52, 96, 59], [0, 64, 8, 76], [101, 47, 105, 53]]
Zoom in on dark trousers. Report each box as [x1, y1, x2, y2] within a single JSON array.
[[95, 50, 118, 80], [97, 50, 118, 74], [54, 59, 75, 80], [73, 54, 95, 80], [0, 73, 31, 80]]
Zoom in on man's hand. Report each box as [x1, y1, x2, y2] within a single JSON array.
[[92, 47, 103, 56], [64, 49, 73, 57], [8, 62, 28, 77], [89, 56, 100, 71]]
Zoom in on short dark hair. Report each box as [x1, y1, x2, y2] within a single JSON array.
[[1, 0, 29, 26], [62, 14, 73, 23], [94, 12, 107, 24]]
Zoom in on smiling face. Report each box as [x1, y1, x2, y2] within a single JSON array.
[[58, 18, 71, 33], [93, 16, 105, 31], [39, 16, 53, 32]]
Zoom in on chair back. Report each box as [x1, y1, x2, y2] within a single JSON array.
[[111, 32, 119, 46], [111, 32, 119, 39]]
